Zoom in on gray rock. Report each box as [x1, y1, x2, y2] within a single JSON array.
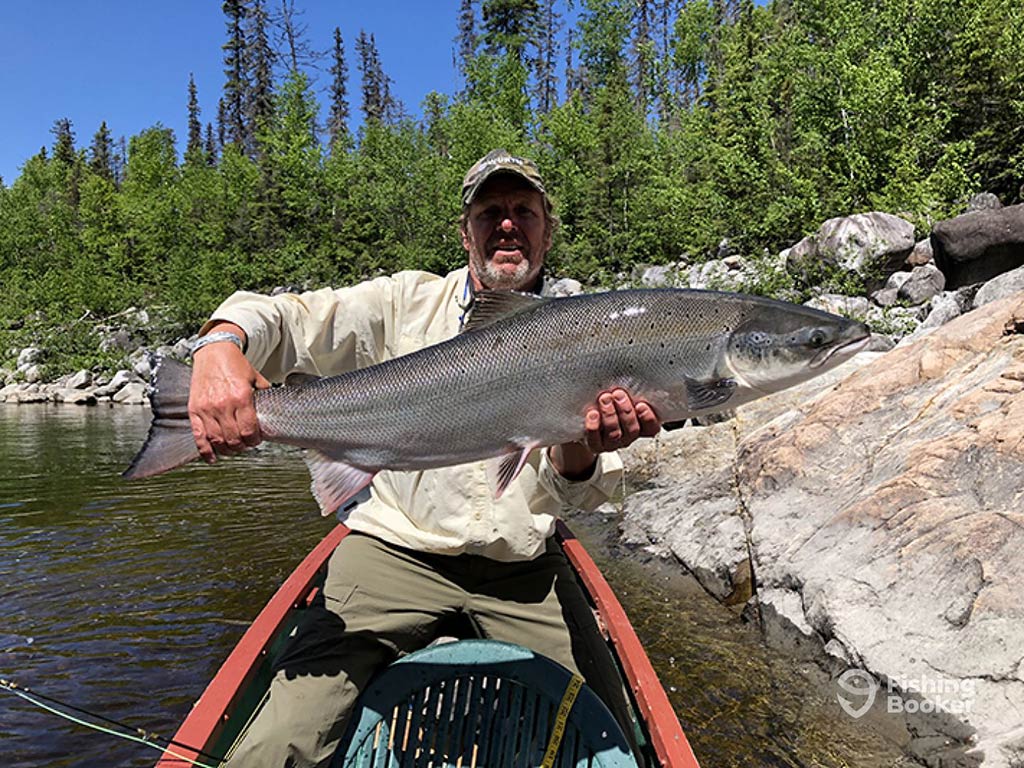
[[16, 347, 41, 370], [0, 383, 22, 402], [132, 353, 154, 381], [54, 389, 98, 405], [870, 287, 900, 307], [919, 292, 963, 330], [906, 238, 934, 267], [112, 382, 148, 405], [972, 264, 1024, 308], [804, 294, 870, 318], [66, 369, 92, 389], [545, 278, 583, 297], [22, 364, 42, 384], [866, 334, 897, 352], [898, 264, 946, 305], [640, 264, 676, 288], [92, 370, 138, 398], [172, 338, 194, 360], [967, 192, 1002, 211], [885, 271, 914, 292], [688, 260, 745, 291], [931, 203, 1024, 288], [787, 212, 916, 285], [98, 328, 134, 353], [12, 387, 50, 404]]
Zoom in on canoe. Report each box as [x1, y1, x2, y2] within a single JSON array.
[[154, 521, 701, 767]]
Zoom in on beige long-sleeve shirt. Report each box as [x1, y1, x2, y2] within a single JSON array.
[[204, 267, 624, 561]]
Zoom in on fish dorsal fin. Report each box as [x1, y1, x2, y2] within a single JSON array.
[[285, 371, 323, 387], [461, 290, 548, 334]]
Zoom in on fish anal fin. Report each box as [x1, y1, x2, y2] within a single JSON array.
[[684, 377, 737, 411], [461, 291, 547, 334], [488, 443, 539, 499], [303, 450, 376, 517]]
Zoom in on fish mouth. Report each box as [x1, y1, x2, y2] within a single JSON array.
[[809, 333, 871, 368]]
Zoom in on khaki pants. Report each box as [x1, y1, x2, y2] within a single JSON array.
[[223, 532, 636, 768]]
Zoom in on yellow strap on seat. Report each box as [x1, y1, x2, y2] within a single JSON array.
[[540, 673, 584, 768]]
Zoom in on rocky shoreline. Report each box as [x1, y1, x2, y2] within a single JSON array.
[[614, 201, 1024, 767]]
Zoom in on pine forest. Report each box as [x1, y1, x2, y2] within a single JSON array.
[[1, 0, 1022, 372]]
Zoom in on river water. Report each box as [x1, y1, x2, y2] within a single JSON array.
[[0, 404, 910, 767]]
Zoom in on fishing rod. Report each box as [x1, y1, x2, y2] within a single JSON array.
[[1, 677, 223, 768]]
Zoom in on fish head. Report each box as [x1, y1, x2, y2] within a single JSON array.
[[725, 299, 871, 393]]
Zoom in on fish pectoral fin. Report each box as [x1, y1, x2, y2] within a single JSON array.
[[303, 450, 376, 518], [684, 377, 737, 411], [488, 444, 538, 499]]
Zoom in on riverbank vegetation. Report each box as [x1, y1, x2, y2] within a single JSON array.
[[1, 0, 1022, 374]]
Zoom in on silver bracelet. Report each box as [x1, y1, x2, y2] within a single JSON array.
[[191, 330, 245, 356]]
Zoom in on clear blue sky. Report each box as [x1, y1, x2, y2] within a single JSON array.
[[0, 1, 465, 184]]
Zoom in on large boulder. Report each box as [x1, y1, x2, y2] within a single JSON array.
[[786, 213, 916, 288], [931, 203, 1024, 289], [621, 293, 1024, 766], [972, 263, 1024, 309]]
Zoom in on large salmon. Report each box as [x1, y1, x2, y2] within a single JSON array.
[[125, 289, 870, 514]]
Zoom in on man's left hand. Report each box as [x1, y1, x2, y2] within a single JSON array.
[[583, 388, 660, 454], [549, 389, 660, 480]]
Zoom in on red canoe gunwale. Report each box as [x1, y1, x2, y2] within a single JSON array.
[[155, 522, 700, 767], [555, 520, 700, 768]]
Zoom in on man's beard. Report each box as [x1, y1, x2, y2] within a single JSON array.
[[474, 253, 536, 291], [469, 235, 543, 291]]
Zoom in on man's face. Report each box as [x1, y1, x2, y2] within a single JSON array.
[[462, 176, 551, 291]]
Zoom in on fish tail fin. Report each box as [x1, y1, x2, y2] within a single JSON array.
[[122, 357, 200, 479]]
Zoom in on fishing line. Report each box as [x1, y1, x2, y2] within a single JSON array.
[[1, 677, 223, 767]]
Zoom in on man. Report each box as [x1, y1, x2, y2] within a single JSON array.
[[188, 150, 661, 767]]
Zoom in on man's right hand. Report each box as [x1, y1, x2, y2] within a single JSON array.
[[187, 323, 270, 463]]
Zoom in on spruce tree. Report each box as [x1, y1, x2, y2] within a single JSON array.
[[51, 118, 77, 167], [357, 30, 385, 124], [247, 0, 275, 152], [328, 27, 351, 149], [532, 0, 561, 113], [186, 74, 205, 164], [222, 0, 248, 149], [204, 123, 218, 165], [457, 0, 477, 75], [88, 121, 115, 181], [481, 0, 538, 63]]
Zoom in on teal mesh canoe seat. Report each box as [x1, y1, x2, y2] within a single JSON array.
[[333, 639, 640, 768]]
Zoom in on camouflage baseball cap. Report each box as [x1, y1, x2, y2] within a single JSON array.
[[461, 149, 549, 207]]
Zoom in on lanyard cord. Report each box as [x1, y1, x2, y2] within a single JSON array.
[[457, 272, 476, 331]]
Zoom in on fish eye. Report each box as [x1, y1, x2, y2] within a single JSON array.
[[748, 331, 771, 347], [809, 329, 828, 347]]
